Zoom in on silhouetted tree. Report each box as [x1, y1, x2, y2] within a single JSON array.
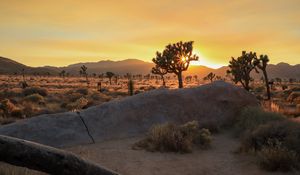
[[203, 72, 216, 82], [59, 70, 66, 79], [227, 51, 257, 91], [80, 65, 89, 87], [128, 79, 134, 96], [106, 72, 114, 85], [20, 68, 28, 89], [153, 41, 199, 88], [151, 65, 167, 86], [254, 55, 271, 100]]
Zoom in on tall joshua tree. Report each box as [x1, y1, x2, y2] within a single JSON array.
[[153, 41, 198, 88], [151, 65, 167, 86], [227, 51, 257, 91], [254, 55, 271, 100]]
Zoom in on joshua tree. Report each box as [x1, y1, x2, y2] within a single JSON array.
[[106, 72, 115, 85], [215, 76, 223, 81], [59, 70, 66, 80], [114, 75, 119, 84], [203, 72, 216, 82], [153, 41, 199, 88], [20, 68, 28, 89], [80, 65, 89, 87], [254, 55, 271, 100], [151, 65, 167, 86], [227, 51, 257, 91]]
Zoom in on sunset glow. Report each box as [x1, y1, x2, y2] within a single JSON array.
[[1, 0, 300, 68]]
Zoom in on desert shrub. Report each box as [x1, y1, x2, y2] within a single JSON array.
[[66, 97, 88, 111], [234, 107, 284, 137], [0, 89, 22, 99], [287, 92, 300, 102], [10, 108, 24, 118], [0, 99, 16, 116], [193, 128, 212, 148], [241, 120, 300, 155], [23, 94, 44, 103], [75, 88, 89, 95], [22, 103, 36, 118], [133, 121, 212, 153], [23, 87, 48, 97], [258, 139, 299, 172], [67, 92, 83, 102]]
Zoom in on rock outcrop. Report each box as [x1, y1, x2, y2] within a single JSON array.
[[0, 81, 258, 148]]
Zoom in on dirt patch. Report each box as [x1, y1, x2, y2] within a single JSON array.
[[68, 132, 296, 175]]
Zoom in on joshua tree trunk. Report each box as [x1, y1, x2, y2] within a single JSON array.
[[263, 70, 271, 100], [161, 75, 166, 86], [85, 75, 89, 87], [177, 71, 183, 88], [0, 135, 119, 175]]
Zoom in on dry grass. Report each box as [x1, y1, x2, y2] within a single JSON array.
[[132, 121, 212, 153]]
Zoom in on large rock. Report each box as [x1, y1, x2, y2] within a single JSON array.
[[0, 81, 258, 147]]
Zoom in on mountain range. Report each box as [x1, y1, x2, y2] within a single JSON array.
[[0, 56, 299, 79]]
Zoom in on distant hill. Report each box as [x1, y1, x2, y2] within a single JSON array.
[[0, 57, 59, 75], [61, 59, 153, 75], [0, 56, 299, 79]]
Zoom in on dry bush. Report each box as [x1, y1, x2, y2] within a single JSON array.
[[234, 107, 284, 137], [22, 103, 37, 118], [10, 108, 24, 118], [235, 107, 300, 172], [0, 99, 16, 115], [23, 94, 44, 104], [258, 139, 299, 172], [66, 97, 89, 111], [241, 120, 300, 154], [23, 87, 48, 97], [75, 88, 89, 95], [133, 121, 212, 153]]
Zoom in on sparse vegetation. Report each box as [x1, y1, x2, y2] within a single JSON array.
[[257, 139, 299, 172], [203, 72, 216, 82], [23, 87, 48, 97], [234, 107, 300, 172], [133, 121, 212, 153], [234, 107, 284, 137]]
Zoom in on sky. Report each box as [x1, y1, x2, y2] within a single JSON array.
[[0, 0, 300, 68]]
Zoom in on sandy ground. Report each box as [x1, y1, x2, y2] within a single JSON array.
[[68, 132, 298, 175]]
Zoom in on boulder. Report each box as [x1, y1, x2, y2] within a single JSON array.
[[0, 135, 119, 175], [0, 81, 258, 148]]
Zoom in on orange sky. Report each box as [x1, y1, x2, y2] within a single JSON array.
[[0, 0, 300, 68]]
